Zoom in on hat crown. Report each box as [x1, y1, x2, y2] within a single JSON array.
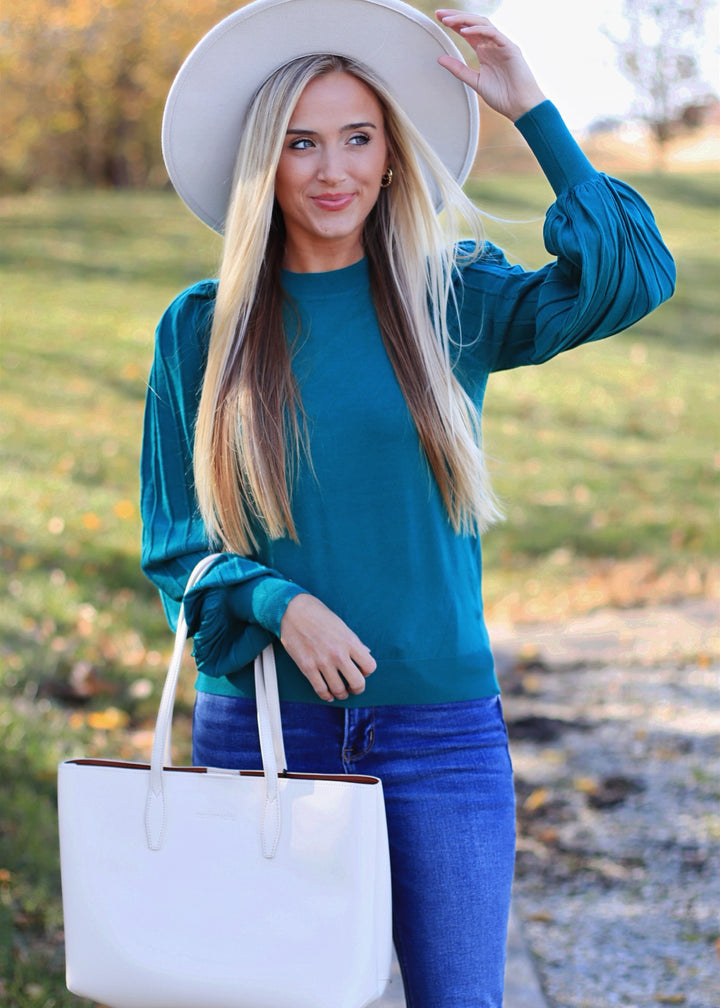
[[162, 0, 479, 231]]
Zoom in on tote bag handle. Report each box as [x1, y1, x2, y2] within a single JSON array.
[[145, 554, 287, 857]]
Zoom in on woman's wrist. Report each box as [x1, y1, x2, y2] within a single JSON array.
[[509, 86, 548, 124]]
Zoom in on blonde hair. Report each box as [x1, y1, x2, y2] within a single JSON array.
[[194, 54, 502, 554]]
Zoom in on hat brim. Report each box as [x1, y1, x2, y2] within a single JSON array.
[[162, 0, 479, 232]]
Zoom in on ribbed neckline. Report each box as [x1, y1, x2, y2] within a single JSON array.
[[281, 257, 370, 300]]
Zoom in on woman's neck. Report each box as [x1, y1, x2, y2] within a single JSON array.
[[282, 235, 365, 274]]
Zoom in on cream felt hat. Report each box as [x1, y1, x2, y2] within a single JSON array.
[[161, 0, 479, 232]]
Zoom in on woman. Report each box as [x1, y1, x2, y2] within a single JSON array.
[[141, 2, 675, 1004]]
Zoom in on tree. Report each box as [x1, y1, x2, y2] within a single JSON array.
[[0, 0, 244, 191], [604, 0, 715, 155], [0, 0, 527, 191]]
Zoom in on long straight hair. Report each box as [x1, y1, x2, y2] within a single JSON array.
[[193, 54, 502, 554]]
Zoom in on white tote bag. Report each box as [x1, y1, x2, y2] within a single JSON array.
[[58, 555, 393, 1008]]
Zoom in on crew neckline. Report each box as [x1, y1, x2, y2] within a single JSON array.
[[281, 257, 370, 299]]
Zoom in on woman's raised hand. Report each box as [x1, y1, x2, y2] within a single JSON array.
[[436, 10, 546, 122], [280, 593, 377, 702]]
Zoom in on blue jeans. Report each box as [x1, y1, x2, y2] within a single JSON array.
[[193, 693, 516, 1008]]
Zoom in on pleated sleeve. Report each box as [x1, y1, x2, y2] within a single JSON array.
[[140, 281, 305, 679], [453, 102, 675, 378]]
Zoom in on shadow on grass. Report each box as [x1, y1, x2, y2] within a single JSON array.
[[0, 236, 209, 289], [4, 536, 155, 599], [0, 192, 219, 288], [27, 343, 151, 405], [651, 259, 720, 354], [629, 172, 720, 210], [0, 726, 95, 1006]]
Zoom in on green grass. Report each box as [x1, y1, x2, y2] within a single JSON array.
[[0, 174, 718, 1002], [1, 191, 222, 1005], [465, 172, 718, 616]]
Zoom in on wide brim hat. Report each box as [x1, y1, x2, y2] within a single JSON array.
[[162, 0, 479, 232]]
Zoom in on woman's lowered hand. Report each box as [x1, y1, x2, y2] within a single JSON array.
[[279, 593, 376, 702]]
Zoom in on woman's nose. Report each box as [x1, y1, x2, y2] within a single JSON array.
[[317, 148, 345, 184]]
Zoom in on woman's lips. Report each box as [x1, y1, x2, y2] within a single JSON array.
[[311, 193, 355, 211]]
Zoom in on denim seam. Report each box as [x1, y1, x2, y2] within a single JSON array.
[[341, 709, 375, 770]]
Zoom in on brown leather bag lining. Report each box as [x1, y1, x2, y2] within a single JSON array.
[[66, 759, 378, 785]]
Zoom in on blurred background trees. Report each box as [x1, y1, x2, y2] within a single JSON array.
[[603, 0, 716, 156], [1, 0, 716, 192], [0, 0, 529, 192], [0, 0, 240, 191]]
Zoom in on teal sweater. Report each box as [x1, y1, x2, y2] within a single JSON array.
[[140, 101, 675, 706]]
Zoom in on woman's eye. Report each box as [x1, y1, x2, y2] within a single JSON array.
[[349, 133, 370, 146], [289, 137, 314, 150]]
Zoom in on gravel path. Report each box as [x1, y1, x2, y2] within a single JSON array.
[[494, 598, 720, 1008]]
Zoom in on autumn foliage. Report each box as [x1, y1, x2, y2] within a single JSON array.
[[0, 0, 245, 191], [1, 0, 532, 193]]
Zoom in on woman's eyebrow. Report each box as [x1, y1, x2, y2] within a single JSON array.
[[286, 121, 378, 134]]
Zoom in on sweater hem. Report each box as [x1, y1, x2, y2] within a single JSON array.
[[194, 649, 500, 706]]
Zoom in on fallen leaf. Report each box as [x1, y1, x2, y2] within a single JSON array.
[[573, 777, 599, 794], [86, 707, 130, 730], [113, 499, 135, 520], [81, 512, 102, 530], [524, 788, 551, 813]]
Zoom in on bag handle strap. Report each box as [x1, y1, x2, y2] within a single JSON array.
[[254, 645, 282, 857], [145, 554, 287, 857], [256, 642, 287, 773]]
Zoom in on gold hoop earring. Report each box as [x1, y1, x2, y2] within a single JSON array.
[[380, 168, 393, 188]]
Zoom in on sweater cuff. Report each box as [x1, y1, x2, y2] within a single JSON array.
[[228, 577, 308, 638], [514, 100, 598, 195]]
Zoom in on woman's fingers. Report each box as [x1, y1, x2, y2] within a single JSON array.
[[436, 9, 496, 35], [279, 593, 376, 701], [437, 52, 479, 91], [310, 647, 375, 702], [436, 9, 546, 121]]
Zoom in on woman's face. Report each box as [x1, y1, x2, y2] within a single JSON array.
[[274, 71, 389, 272]]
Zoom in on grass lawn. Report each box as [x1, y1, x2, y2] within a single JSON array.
[[1, 173, 718, 1003]]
